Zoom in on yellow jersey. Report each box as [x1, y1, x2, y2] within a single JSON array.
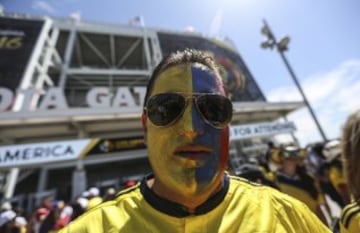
[[340, 202, 360, 233], [59, 174, 330, 233], [276, 172, 325, 214], [87, 196, 103, 210], [330, 163, 346, 188]]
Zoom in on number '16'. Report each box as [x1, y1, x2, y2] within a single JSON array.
[[0, 37, 23, 49]]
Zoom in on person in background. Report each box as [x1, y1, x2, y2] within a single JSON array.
[[305, 142, 326, 176], [274, 144, 331, 226], [0, 209, 16, 233], [124, 180, 137, 189], [317, 139, 350, 229], [266, 142, 283, 173], [260, 141, 275, 172], [14, 215, 27, 233], [86, 187, 103, 210], [317, 161, 346, 227], [102, 187, 116, 202], [39, 200, 68, 233], [0, 209, 25, 233], [27, 195, 53, 233], [339, 110, 360, 233], [59, 49, 330, 232], [322, 140, 350, 205], [69, 199, 87, 222], [236, 163, 279, 189], [0, 202, 12, 213]]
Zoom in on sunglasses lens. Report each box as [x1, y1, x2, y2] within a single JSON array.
[[147, 93, 185, 126], [197, 95, 233, 128], [283, 150, 300, 158]]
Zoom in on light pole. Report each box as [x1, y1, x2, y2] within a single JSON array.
[[260, 19, 327, 142]]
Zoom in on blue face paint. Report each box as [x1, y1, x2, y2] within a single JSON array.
[[191, 65, 224, 188]]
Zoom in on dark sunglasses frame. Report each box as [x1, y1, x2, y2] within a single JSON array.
[[144, 92, 233, 129], [282, 148, 306, 159], [283, 150, 301, 158]]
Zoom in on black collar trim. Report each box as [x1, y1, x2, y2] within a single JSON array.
[[277, 173, 308, 191], [140, 173, 229, 217]]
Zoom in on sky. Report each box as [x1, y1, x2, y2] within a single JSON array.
[[2, 0, 360, 146]]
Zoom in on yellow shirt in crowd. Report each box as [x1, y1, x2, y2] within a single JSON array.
[[340, 201, 360, 233], [330, 165, 347, 192], [277, 180, 325, 213]]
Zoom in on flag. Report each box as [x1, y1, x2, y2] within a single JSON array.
[[128, 16, 144, 27]]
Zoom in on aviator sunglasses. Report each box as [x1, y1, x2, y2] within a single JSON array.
[[282, 146, 305, 159], [144, 92, 233, 128]]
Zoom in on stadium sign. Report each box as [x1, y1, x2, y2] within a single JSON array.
[[230, 121, 296, 140], [0, 139, 93, 168], [0, 18, 45, 92], [0, 86, 147, 112]]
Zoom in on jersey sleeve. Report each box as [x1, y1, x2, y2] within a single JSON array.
[[293, 201, 331, 232], [58, 212, 97, 233], [58, 204, 107, 233], [272, 189, 332, 233]]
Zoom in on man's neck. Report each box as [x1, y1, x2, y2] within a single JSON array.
[[281, 166, 297, 178], [146, 177, 223, 213]]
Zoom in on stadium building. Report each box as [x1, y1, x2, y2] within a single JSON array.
[[0, 13, 303, 212]]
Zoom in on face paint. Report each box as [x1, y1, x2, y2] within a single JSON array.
[[146, 63, 229, 198]]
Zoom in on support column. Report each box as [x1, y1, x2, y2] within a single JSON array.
[[37, 168, 48, 193], [71, 129, 88, 199], [71, 161, 87, 200], [59, 26, 77, 88], [4, 168, 19, 199]]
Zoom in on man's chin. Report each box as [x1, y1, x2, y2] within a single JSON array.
[[174, 180, 215, 197]]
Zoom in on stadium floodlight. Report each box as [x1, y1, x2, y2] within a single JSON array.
[[260, 19, 327, 142], [260, 24, 271, 38], [260, 41, 274, 50], [278, 36, 290, 52]]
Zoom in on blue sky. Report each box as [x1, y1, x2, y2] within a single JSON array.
[[2, 0, 360, 146]]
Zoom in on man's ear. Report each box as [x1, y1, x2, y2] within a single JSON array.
[[141, 113, 147, 144], [141, 113, 147, 129]]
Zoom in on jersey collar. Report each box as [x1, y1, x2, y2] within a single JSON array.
[[140, 173, 229, 217]]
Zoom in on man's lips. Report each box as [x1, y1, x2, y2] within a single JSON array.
[[174, 145, 213, 160]]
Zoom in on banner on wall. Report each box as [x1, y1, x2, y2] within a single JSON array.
[[87, 137, 146, 156], [0, 139, 94, 168], [0, 136, 146, 168], [230, 121, 296, 141]]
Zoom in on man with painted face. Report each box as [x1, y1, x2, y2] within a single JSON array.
[[59, 49, 330, 233]]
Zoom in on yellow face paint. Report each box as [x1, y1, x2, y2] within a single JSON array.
[[148, 65, 197, 195]]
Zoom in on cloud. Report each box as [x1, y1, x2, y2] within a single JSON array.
[[184, 26, 195, 33], [32, 0, 55, 14], [69, 11, 81, 21], [209, 9, 223, 36], [268, 59, 360, 146]]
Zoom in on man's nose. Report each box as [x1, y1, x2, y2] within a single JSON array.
[[182, 130, 198, 140], [180, 101, 203, 140]]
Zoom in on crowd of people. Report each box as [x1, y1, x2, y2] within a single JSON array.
[[0, 183, 136, 233], [1, 139, 348, 232], [237, 139, 350, 231], [0, 138, 352, 232], [1, 49, 359, 232]]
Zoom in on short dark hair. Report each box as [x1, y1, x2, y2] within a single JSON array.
[[143, 49, 222, 110]]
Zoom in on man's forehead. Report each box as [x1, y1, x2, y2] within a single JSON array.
[[156, 63, 218, 82], [149, 63, 223, 96]]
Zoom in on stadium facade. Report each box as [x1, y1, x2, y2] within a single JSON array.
[[0, 13, 303, 211]]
